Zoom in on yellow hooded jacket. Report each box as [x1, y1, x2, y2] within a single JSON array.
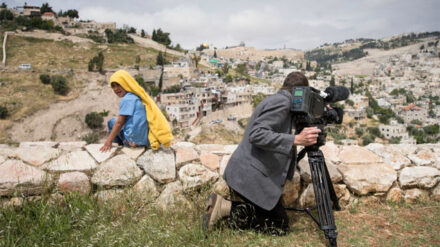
[[110, 70, 173, 150]]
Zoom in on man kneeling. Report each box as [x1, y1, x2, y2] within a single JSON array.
[[203, 72, 321, 234]]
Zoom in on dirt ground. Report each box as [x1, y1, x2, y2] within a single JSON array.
[[9, 71, 119, 143]]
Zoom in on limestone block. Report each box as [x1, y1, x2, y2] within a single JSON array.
[[408, 149, 436, 166], [399, 166, 440, 189], [299, 183, 315, 207], [171, 142, 196, 151], [175, 147, 199, 168], [133, 175, 159, 201], [281, 170, 301, 207], [386, 187, 403, 203], [43, 151, 97, 173], [200, 152, 220, 171], [393, 144, 417, 156], [14, 147, 61, 167], [58, 172, 90, 195], [58, 141, 87, 151], [85, 144, 117, 163], [0, 159, 52, 196], [0, 147, 16, 157], [224, 145, 238, 155], [219, 155, 231, 176], [0, 155, 5, 165], [91, 154, 143, 187], [298, 158, 342, 183], [213, 178, 231, 200], [337, 163, 397, 195], [404, 188, 429, 203], [320, 141, 341, 164], [196, 144, 229, 154], [334, 184, 351, 203], [155, 181, 191, 211], [137, 148, 176, 183], [339, 145, 383, 165], [19, 141, 58, 148], [178, 163, 219, 191], [121, 146, 146, 160], [367, 143, 411, 170]]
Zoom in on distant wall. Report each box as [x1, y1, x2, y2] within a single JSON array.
[[0, 141, 439, 209]]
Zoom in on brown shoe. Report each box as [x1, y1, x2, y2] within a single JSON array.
[[203, 193, 231, 231]]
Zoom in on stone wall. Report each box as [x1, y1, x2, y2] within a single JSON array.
[[1, 141, 439, 209]]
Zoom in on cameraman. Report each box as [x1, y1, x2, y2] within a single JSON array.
[[203, 72, 321, 234]]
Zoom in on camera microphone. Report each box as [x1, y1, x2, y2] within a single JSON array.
[[323, 86, 350, 103]]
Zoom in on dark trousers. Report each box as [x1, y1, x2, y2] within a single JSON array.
[[229, 191, 289, 235]]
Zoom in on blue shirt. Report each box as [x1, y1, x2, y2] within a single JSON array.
[[119, 92, 150, 146]]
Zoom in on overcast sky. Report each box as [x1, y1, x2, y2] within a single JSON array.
[[7, 0, 440, 50]]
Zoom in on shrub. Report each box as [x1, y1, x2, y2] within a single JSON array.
[[0, 105, 8, 119], [50, 75, 70, 95], [39, 74, 51, 84], [82, 132, 99, 144], [85, 112, 104, 129]]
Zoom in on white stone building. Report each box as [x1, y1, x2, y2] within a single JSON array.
[[379, 121, 416, 144]]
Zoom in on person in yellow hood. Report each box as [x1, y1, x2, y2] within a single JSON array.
[[100, 70, 173, 152]]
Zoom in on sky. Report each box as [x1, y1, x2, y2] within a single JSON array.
[[7, 0, 440, 50]]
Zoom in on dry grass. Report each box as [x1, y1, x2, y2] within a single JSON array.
[[191, 124, 244, 144]]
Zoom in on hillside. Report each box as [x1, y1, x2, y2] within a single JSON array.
[[0, 32, 177, 144]]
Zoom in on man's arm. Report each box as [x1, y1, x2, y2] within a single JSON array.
[[248, 97, 295, 155], [100, 115, 126, 152]]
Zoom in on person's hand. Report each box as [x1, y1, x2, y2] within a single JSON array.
[[294, 127, 321, 146], [99, 141, 112, 152]]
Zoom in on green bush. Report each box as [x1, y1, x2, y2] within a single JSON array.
[[39, 74, 51, 84], [0, 105, 8, 119], [50, 75, 70, 95], [82, 132, 100, 144], [85, 112, 104, 129]]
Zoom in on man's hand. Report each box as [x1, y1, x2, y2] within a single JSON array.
[[294, 127, 321, 146]]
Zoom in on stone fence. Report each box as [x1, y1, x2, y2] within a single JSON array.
[[0, 141, 439, 209]]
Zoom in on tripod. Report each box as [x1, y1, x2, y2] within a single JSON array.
[[287, 128, 340, 247]]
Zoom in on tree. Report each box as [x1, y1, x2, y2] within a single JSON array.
[[64, 9, 79, 19], [329, 76, 335, 86], [39, 74, 51, 84], [192, 53, 201, 70], [40, 3, 53, 14], [355, 127, 364, 137], [222, 63, 229, 75], [96, 52, 104, 73], [236, 63, 248, 76], [50, 75, 70, 95], [135, 55, 141, 64], [350, 78, 354, 93], [0, 9, 13, 21], [85, 112, 104, 129], [213, 50, 217, 58], [152, 28, 171, 46], [156, 51, 166, 66], [1, 3, 7, 8], [0, 105, 8, 119], [252, 93, 267, 108], [128, 27, 136, 33], [141, 29, 145, 37]]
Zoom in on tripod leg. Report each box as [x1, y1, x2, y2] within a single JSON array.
[[308, 150, 338, 247]]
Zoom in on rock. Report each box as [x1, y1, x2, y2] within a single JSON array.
[[224, 145, 238, 154], [43, 151, 97, 173], [58, 172, 90, 195], [334, 184, 351, 204], [121, 146, 146, 160], [137, 148, 176, 183], [0, 155, 5, 165], [133, 175, 159, 201], [91, 154, 143, 187], [0, 147, 16, 157], [321, 141, 341, 164], [14, 147, 61, 167], [200, 152, 220, 171], [96, 189, 126, 202], [408, 149, 436, 166], [178, 163, 219, 191], [213, 178, 231, 200], [85, 144, 117, 163], [196, 144, 229, 154], [299, 183, 315, 207], [219, 155, 231, 176], [58, 141, 87, 151], [171, 142, 196, 150], [19, 141, 58, 148], [339, 145, 383, 165], [298, 158, 342, 183], [394, 144, 418, 156], [155, 181, 191, 211], [399, 167, 440, 189], [367, 144, 411, 170], [175, 147, 199, 168], [404, 188, 429, 203], [281, 170, 301, 207], [432, 183, 440, 200], [0, 159, 52, 196], [337, 163, 397, 195], [386, 187, 403, 203]]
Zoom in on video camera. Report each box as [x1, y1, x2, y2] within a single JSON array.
[[291, 86, 349, 125]]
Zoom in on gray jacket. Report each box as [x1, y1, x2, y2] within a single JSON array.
[[223, 90, 296, 211]]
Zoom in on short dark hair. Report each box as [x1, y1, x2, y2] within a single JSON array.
[[281, 72, 309, 93]]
